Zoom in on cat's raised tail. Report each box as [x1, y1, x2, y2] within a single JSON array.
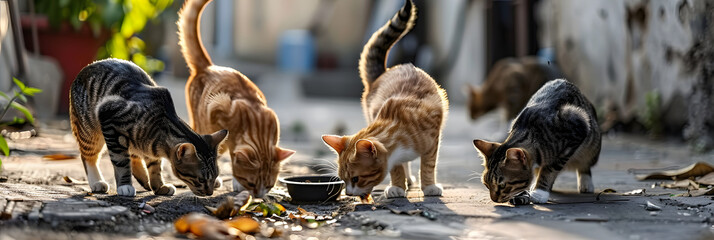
[[359, 0, 417, 87], [178, 0, 213, 75]]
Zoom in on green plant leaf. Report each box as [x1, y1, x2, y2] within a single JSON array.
[[23, 87, 42, 97], [10, 102, 34, 124], [0, 136, 9, 156], [13, 78, 25, 91], [0, 92, 9, 100]]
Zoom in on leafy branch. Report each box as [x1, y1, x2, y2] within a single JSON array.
[[0, 78, 42, 168]]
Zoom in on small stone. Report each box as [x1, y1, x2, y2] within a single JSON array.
[[645, 201, 661, 211]]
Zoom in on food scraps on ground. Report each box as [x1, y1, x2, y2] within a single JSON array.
[[360, 194, 374, 204], [176, 193, 339, 239]]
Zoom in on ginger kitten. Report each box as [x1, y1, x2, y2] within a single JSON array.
[[468, 57, 557, 121], [474, 79, 601, 204], [322, 0, 448, 199], [179, 0, 295, 198]]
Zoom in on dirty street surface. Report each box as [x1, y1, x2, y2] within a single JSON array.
[[2, 94, 714, 239]]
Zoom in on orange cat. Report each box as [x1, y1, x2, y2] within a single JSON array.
[[322, 0, 448, 199], [179, 0, 295, 198]]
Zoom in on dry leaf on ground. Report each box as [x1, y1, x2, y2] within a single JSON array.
[[636, 162, 714, 180], [175, 213, 237, 240], [696, 172, 714, 186], [662, 179, 699, 190], [43, 154, 76, 160]]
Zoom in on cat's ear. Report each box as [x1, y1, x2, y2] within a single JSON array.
[[504, 148, 527, 169], [355, 139, 377, 159], [176, 143, 196, 161], [276, 147, 296, 162], [208, 129, 229, 148], [473, 139, 500, 157], [322, 135, 347, 154]]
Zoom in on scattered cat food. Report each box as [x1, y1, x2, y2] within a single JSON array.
[[645, 201, 661, 211], [360, 194, 374, 204], [42, 154, 77, 161]]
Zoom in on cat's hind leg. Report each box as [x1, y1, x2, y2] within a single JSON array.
[[146, 158, 175, 196], [386, 163, 408, 198], [131, 155, 152, 191], [74, 126, 109, 193], [576, 168, 594, 193]]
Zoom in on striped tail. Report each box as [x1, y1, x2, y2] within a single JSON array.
[[359, 0, 417, 87], [178, 0, 213, 75]]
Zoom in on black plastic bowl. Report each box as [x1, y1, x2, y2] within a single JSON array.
[[279, 175, 345, 203]]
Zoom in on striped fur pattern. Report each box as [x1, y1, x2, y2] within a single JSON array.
[[179, 0, 295, 198], [468, 57, 556, 121], [323, 0, 449, 199], [474, 79, 601, 204], [69, 59, 228, 197]]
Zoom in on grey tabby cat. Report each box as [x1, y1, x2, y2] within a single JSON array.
[[70, 59, 228, 197], [473, 79, 601, 204]]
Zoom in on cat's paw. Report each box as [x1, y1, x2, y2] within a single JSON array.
[[214, 178, 223, 189], [385, 185, 406, 198], [528, 189, 550, 204], [422, 184, 443, 196], [90, 181, 109, 193], [232, 178, 246, 192], [154, 184, 176, 196], [117, 185, 136, 196]]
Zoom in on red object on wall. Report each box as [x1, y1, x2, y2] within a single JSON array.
[[20, 15, 108, 114]]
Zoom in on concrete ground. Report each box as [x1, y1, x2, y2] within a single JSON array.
[[1, 72, 714, 239]]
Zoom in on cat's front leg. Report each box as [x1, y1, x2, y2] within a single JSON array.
[[109, 151, 135, 197], [386, 164, 408, 198], [529, 166, 560, 204], [146, 158, 175, 196], [420, 149, 443, 196]]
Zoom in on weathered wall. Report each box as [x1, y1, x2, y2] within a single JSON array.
[[537, 0, 706, 132]]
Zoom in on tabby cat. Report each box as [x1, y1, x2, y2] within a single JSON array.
[[322, 0, 448, 199], [468, 57, 560, 121], [474, 79, 601, 204], [179, 0, 295, 198], [70, 59, 228, 197]]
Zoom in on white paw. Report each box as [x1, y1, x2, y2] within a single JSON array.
[[385, 185, 406, 198], [422, 184, 443, 196], [214, 178, 223, 189], [528, 189, 550, 204], [90, 181, 109, 193], [154, 184, 176, 196], [233, 178, 246, 192], [117, 185, 136, 196]]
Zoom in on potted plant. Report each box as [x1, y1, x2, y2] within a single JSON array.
[[21, 0, 171, 113]]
